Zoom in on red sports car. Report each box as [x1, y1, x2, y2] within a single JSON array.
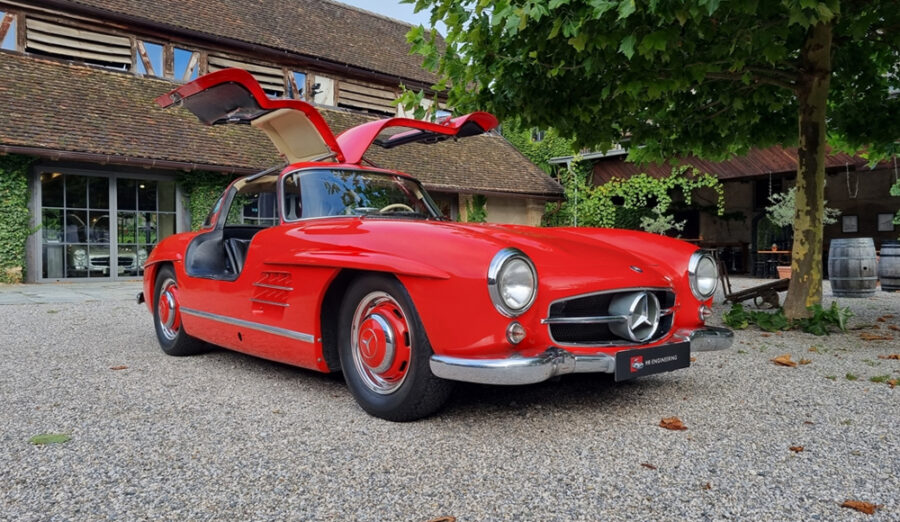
[[139, 69, 732, 421]]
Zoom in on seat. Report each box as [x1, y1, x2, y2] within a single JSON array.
[[224, 238, 252, 275]]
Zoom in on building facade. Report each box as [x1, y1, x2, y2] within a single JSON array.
[[0, 0, 563, 283]]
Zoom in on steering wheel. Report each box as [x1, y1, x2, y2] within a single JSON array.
[[379, 203, 415, 213]]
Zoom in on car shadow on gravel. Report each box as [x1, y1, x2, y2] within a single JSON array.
[[442, 373, 675, 416]]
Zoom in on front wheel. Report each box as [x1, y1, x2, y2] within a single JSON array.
[[338, 274, 453, 421], [153, 265, 205, 356]]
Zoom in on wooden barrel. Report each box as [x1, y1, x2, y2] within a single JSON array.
[[878, 240, 900, 292], [828, 238, 878, 297]]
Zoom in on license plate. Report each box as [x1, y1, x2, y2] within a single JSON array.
[[614, 342, 691, 381]]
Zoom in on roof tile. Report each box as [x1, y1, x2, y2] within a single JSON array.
[[0, 52, 563, 197]]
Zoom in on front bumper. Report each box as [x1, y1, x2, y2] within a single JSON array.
[[429, 326, 733, 385]]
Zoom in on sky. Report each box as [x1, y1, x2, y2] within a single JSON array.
[[336, 0, 446, 34]]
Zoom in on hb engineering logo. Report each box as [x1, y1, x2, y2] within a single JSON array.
[[630, 356, 644, 372]]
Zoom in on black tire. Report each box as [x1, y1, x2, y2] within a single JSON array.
[[338, 274, 453, 421], [153, 265, 205, 356]]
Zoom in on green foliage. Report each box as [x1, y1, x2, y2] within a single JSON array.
[[177, 171, 234, 230], [544, 163, 724, 234], [500, 118, 576, 173], [869, 375, 891, 383], [403, 0, 898, 161], [765, 187, 840, 228], [29, 433, 71, 445], [0, 155, 36, 283], [464, 194, 488, 223], [723, 302, 852, 336]]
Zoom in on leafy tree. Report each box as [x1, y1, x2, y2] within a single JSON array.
[[403, 0, 899, 319]]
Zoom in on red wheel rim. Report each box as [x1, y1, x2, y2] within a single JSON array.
[[157, 278, 182, 341], [350, 291, 412, 394]]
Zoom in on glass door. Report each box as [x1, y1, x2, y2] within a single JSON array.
[[39, 170, 178, 280]]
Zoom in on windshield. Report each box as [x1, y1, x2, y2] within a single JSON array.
[[283, 169, 440, 220]]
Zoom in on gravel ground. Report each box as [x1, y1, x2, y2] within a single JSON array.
[[0, 278, 898, 521]]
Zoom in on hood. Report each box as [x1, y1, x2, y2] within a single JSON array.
[[271, 218, 690, 291]]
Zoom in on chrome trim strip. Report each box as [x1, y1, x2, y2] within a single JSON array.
[[542, 314, 629, 325], [249, 298, 290, 308], [430, 326, 733, 385], [181, 307, 314, 343], [541, 307, 674, 325], [252, 282, 294, 291]]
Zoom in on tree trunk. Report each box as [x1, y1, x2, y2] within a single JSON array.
[[783, 22, 832, 320]]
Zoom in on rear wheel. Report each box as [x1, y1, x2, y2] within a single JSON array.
[[338, 274, 452, 421], [153, 265, 205, 356]]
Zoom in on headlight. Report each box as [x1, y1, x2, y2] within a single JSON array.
[[137, 248, 148, 266], [72, 249, 87, 269], [689, 251, 718, 300], [488, 248, 537, 317]]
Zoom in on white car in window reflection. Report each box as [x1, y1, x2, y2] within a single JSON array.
[[64, 214, 148, 277]]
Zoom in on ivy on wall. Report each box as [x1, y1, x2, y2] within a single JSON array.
[[500, 119, 577, 173], [545, 162, 725, 235], [0, 155, 36, 283], [177, 171, 234, 230]]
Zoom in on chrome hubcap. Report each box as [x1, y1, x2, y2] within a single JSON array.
[[157, 278, 181, 341], [350, 291, 411, 395]]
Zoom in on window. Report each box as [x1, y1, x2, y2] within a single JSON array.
[[173, 46, 200, 81], [531, 128, 546, 142], [134, 41, 163, 77], [289, 71, 307, 100], [1, 11, 17, 51], [283, 169, 438, 220], [224, 176, 280, 227]]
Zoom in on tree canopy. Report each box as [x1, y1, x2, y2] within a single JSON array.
[[406, 0, 897, 160], [404, 0, 899, 318]]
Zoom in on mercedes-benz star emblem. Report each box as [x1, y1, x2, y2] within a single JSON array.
[[609, 291, 661, 342]]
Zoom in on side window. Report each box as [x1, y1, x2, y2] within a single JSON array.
[[134, 41, 164, 77], [224, 176, 279, 227], [202, 194, 225, 229], [283, 174, 302, 221]]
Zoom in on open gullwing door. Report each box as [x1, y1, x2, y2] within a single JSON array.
[[155, 68, 344, 163]]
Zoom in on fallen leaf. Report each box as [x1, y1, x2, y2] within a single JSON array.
[[877, 354, 900, 360], [690, 357, 696, 362], [841, 500, 881, 515], [808, 347, 820, 353], [427, 517, 456, 522], [772, 354, 797, 367], [702, 482, 712, 490], [871, 324, 881, 329], [876, 316, 886, 322], [803, 421, 815, 425], [659, 417, 687, 431], [889, 325, 900, 332], [881, 314, 895, 319], [859, 333, 894, 341], [29, 433, 71, 445], [641, 462, 657, 470], [109, 365, 128, 371], [888, 379, 897, 389], [761, 333, 771, 337], [789, 446, 804, 452]]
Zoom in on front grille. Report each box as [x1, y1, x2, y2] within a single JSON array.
[[544, 288, 676, 346]]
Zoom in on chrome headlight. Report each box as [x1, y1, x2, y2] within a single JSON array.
[[689, 251, 718, 300], [72, 248, 87, 269], [488, 248, 537, 317]]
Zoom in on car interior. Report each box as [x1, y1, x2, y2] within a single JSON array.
[[184, 174, 279, 280]]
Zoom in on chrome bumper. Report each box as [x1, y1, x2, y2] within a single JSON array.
[[429, 326, 733, 385]]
